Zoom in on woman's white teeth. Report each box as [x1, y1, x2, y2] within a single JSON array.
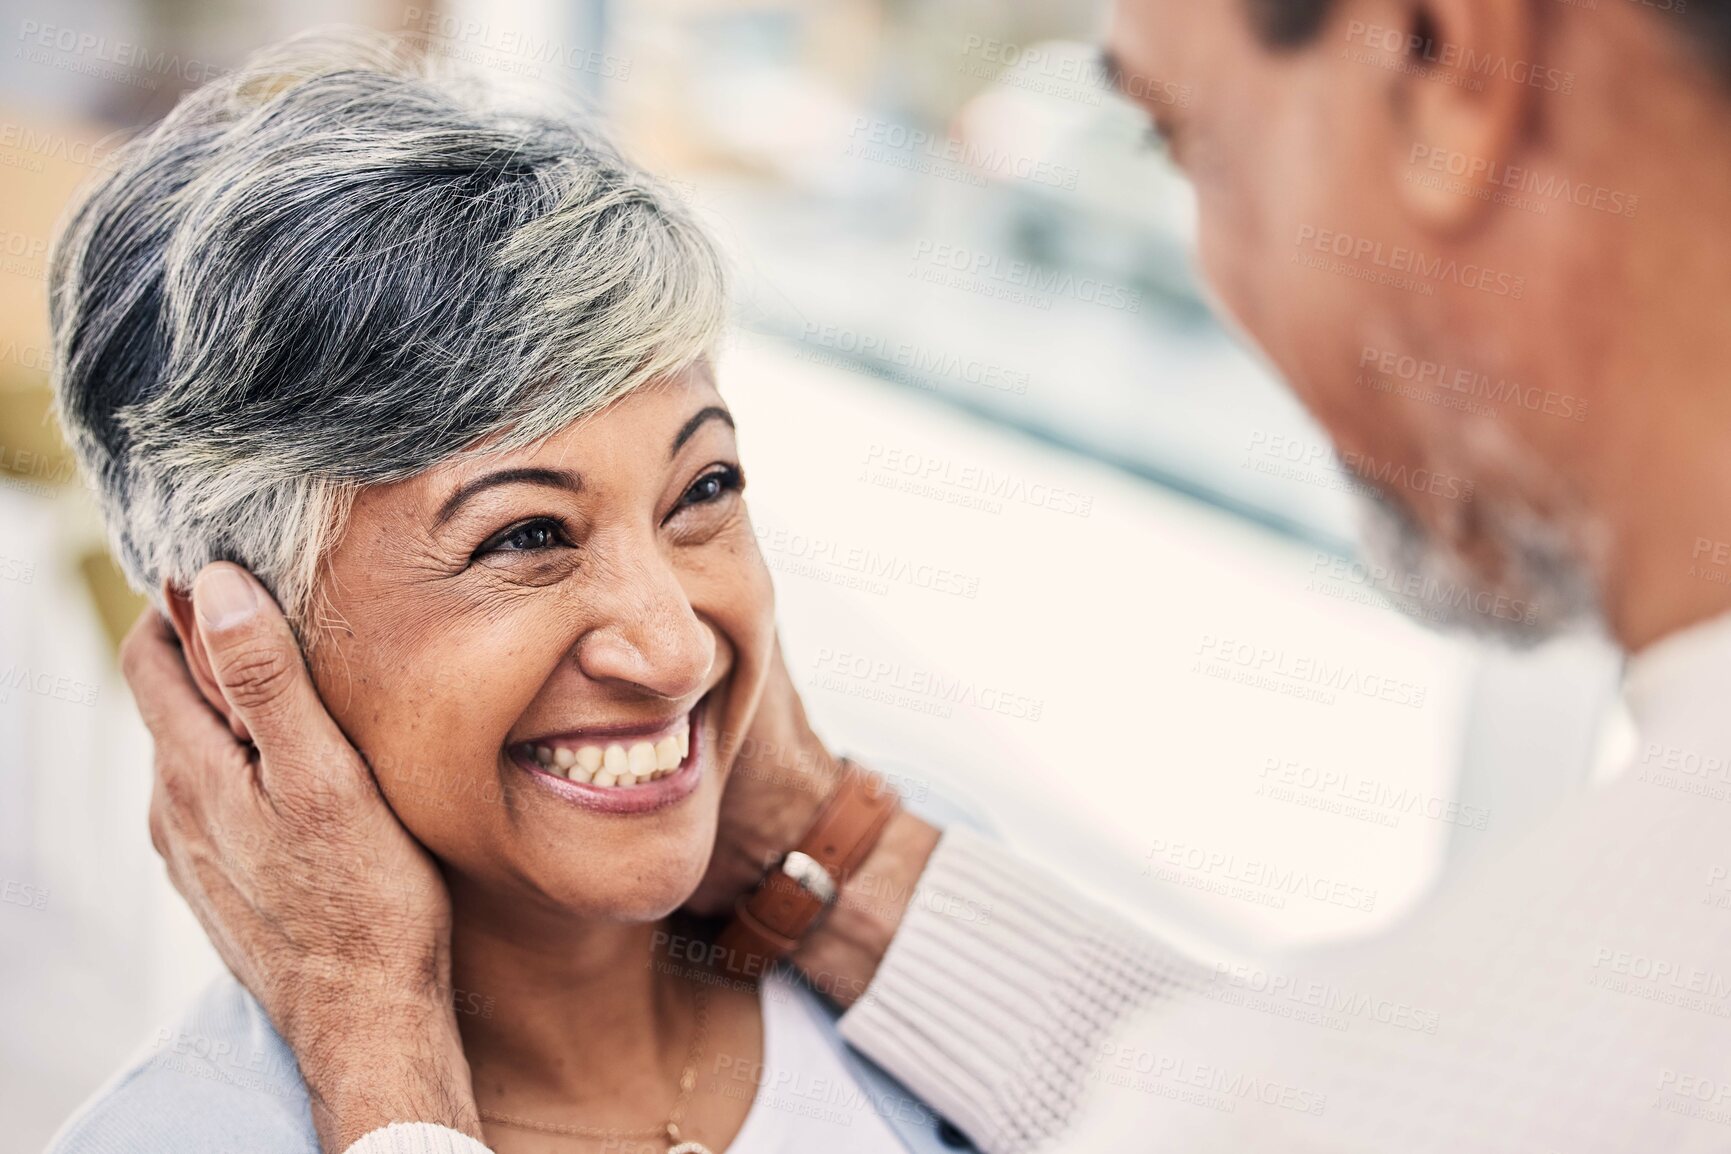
[[526, 719, 691, 786]]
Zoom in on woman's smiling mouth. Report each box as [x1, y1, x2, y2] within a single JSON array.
[[522, 717, 690, 786], [507, 704, 706, 814]]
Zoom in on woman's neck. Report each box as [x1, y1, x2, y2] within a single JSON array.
[[447, 877, 694, 1117]]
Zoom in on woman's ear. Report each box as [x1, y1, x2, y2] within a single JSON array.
[[162, 579, 253, 742]]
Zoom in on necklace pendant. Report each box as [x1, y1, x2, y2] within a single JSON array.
[[665, 1120, 712, 1153]]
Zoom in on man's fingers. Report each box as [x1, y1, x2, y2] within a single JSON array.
[[190, 563, 357, 794]]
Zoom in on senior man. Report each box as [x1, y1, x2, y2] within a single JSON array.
[[120, 0, 1731, 1151]]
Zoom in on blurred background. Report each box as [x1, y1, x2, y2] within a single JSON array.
[[0, 0, 1629, 1149]]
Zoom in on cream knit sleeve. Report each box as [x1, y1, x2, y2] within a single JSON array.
[[344, 1124, 495, 1154], [838, 825, 1213, 1154]]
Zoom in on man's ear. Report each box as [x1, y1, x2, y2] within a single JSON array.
[[1371, 0, 1539, 230], [162, 580, 252, 742]]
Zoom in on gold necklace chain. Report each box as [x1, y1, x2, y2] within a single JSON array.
[[479, 982, 711, 1151]]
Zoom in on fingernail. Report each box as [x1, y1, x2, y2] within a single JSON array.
[[194, 565, 259, 631]]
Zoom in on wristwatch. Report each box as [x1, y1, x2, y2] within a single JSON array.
[[716, 759, 900, 977]]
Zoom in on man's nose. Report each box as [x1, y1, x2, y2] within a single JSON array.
[[574, 554, 714, 701]]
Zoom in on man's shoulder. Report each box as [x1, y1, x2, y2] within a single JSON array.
[[46, 973, 318, 1154]]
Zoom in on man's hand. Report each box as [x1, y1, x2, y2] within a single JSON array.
[[125, 563, 483, 1152]]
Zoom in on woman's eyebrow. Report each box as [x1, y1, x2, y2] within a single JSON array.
[[671, 406, 734, 457], [433, 467, 582, 526]]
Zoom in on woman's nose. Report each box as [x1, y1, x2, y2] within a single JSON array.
[[574, 556, 714, 700]]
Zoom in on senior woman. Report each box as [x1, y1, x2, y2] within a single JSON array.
[[44, 31, 945, 1154]]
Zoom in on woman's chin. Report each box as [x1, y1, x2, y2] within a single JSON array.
[[519, 832, 716, 926], [549, 871, 707, 925]]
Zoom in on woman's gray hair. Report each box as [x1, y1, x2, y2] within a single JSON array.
[[49, 29, 726, 630]]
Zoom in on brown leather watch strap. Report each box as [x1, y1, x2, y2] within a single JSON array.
[[717, 760, 900, 977]]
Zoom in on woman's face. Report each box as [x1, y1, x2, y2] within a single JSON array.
[[308, 364, 775, 924]]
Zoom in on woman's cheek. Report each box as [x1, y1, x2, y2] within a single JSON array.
[[733, 517, 777, 644], [309, 658, 502, 856], [711, 531, 777, 743]]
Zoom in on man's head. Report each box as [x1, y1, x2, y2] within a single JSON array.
[[1108, 0, 1731, 649]]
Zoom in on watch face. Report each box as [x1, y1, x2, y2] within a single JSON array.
[[782, 851, 839, 905]]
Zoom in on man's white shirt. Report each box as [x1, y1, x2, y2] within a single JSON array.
[[843, 610, 1731, 1153]]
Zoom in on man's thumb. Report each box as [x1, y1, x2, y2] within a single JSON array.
[[191, 563, 343, 761]]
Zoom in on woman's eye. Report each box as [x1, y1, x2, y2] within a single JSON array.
[[679, 465, 743, 509], [479, 518, 568, 556]]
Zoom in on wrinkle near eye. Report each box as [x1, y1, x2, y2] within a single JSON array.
[[471, 549, 582, 588], [666, 493, 749, 550]]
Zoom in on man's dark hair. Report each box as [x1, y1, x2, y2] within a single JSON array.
[[1245, 0, 1731, 83]]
